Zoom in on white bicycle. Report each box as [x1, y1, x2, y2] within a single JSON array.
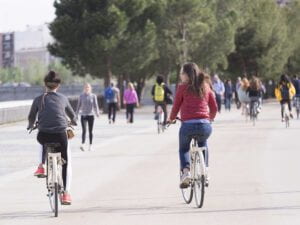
[[156, 105, 165, 134], [180, 135, 207, 208], [29, 126, 65, 217], [45, 143, 65, 217], [282, 102, 290, 128], [168, 119, 208, 208]]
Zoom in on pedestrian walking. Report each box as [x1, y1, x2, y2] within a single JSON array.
[[224, 79, 233, 111], [212, 74, 225, 113], [76, 83, 100, 151], [104, 82, 120, 124], [123, 82, 139, 123]]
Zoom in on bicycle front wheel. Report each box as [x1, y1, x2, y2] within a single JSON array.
[[180, 171, 193, 204], [193, 152, 205, 208], [48, 183, 59, 217]]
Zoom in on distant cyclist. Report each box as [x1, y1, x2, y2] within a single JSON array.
[[151, 75, 173, 125], [168, 62, 217, 188], [27, 71, 77, 205], [275, 74, 296, 122], [104, 82, 120, 124], [247, 77, 263, 113], [237, 77, 251, 115]]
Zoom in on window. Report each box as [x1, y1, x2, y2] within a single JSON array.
[[4, 34, 11, 41], [4, 52, 11, 59]]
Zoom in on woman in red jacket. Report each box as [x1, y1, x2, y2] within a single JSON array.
[[168, 62, 218, 188]]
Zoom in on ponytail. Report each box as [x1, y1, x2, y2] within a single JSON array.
[[182, 62, 206, 98]]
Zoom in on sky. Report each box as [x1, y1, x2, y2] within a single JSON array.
[[0, 0, 55, 32]]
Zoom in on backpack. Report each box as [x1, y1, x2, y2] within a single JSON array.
[[105, 87, 115, 102], [154, 83, 165, 102], [281, 84, 290, 100]]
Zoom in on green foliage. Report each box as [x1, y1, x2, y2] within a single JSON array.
[[48, 0, 300, 84]]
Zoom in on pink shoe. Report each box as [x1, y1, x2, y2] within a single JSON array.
[[34, 167, 46, 178]]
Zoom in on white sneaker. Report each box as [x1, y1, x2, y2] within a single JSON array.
[[88, 144, 93, 151], [205, 167, 210, 187], [80, 144, 85, 151], [180, 170, 191, 189]]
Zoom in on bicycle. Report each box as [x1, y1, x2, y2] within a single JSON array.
[[249, 100, 259, 126], [29, 126, 65, 217], [282, 102, 290, 128], [168, 119, 208, 208], [156, 105, 165, 134]]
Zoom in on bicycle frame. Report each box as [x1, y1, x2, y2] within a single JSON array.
[[156, 105, 165, 134], [190, 139, 206, 182], [47, 152, 63, 190]]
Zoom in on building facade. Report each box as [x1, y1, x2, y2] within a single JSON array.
[[0, 24, 54, 69], [1, 33, 14, 68], [0, 34, 2, 67]]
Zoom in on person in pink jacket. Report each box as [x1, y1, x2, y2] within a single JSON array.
[[123, 82, 139, 123]]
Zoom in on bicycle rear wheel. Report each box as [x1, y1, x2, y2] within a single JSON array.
[[193, 152, 205, 208], [180, 171, 193, 204]]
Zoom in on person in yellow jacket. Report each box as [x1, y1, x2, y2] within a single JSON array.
[[275, 74, 296, 121]]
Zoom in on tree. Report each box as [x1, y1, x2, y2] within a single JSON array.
[[227, 0, 292, 80], [49, 0, 158, 87]]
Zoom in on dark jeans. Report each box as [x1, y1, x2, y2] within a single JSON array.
[[37, 131, 69, 191], [108, 103, 117, 122], [215, 94, 222, 112], [126, 104, 135, 123], [179, 122, 212, 170], [81, 115, 94, 144], [225, 97, 232, 111], [280, 99, 292, 118], [155, 102, 167, 124]]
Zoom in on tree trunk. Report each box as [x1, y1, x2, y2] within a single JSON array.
[[105, 55, 112, 88], [118, 75, 125, 108], [137, 78, 146, 104]]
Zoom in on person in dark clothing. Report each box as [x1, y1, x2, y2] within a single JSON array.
[[151, 75, 173, 125], [27, 70, 77, 205], [224, 80, 233, 111]]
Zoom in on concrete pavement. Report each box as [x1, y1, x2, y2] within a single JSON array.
[[0, 104, 300, 225]]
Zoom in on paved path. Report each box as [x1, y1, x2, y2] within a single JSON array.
[[0, 104, 299, 225]]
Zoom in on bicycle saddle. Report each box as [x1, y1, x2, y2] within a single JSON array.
[[188, 134, 205, 140], [45, 143, 61, 153]]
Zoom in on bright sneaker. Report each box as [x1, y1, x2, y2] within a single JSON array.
[[80, 144, 85, 151], [34, 167, 46, 178], [281, 118, 285, 122], [180, 170, 191, 189], [89, 144, 93, 151], [61, 193, 72, 205]]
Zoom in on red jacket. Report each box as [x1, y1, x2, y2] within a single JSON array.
[[170, 83, 217, 121]]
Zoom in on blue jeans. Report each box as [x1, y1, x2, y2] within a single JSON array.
[[179, 122, 212, 170], [225, 97, 232, 110]]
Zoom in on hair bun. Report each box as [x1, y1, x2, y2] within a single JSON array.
[[49, 70, 56, 78]]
